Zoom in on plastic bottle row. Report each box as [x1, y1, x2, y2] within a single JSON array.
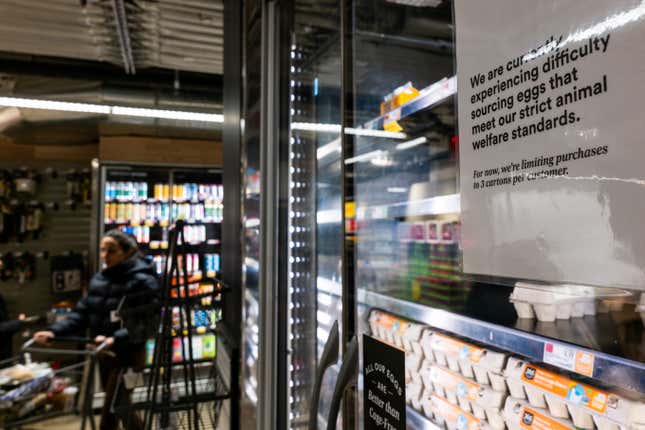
[[144, 334, 217, 365], [368, 310, 644, 430], [116, 225, 210, 248], [105, 182, 222, 203], [170, 306, 220, 329], [104, 201, 223, 224]]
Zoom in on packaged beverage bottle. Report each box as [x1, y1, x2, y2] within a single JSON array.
[[172, 338, 182, 362], [143, 226, 150, 244], [110, 203, 118, 221], [104, 203, 110, 223], [131, 182, 138, 200], [162, 203, 170, 222], [186, 252, 193, 275], [192, 336, 204, 359], [202, 334, 216, 359], [125, 203, 133, 222], [162, 184, 170, 200], [117, 203, 125, 223], [145, 340, 155, 365], [105, 182, 111, 200], [141, 182, 148, 200], [193, 254, 200, 274], [214, 254, 220, 272]]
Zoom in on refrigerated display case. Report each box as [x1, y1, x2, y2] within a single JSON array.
[[93, 162, 222, 278], [278, 1, 645, 429]]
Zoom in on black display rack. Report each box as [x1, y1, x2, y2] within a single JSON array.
[[116, 220, 231, 430]]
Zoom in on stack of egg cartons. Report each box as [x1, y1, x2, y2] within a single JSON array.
[[418, 331, 509, 430], [368, 311, 428, 412], [504, 357, 645, 430]]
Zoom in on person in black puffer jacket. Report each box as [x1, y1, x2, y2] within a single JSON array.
[[33, 229, 160, 430]]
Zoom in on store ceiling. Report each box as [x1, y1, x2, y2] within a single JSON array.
[[0, 0, 223, 75]]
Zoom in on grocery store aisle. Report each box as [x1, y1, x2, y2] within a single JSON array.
[[22, 414, 97, 430]]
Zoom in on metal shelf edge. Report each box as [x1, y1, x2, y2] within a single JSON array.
[[407, 407, 442, 430]]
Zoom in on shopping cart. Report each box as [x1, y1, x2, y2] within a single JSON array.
[[0, 336, 111, 430]]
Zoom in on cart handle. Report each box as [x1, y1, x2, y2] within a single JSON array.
[[22, 337, 113, 357]]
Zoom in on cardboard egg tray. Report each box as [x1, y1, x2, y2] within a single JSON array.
[[503, 397, 575, 430], [504, 357, 645, 430], [425, 393, 486, 430], [423, 331, 508, 391], [425, 363, 507, 430]]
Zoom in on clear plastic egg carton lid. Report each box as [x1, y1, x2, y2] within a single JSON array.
[[510, 282, 633, 322]]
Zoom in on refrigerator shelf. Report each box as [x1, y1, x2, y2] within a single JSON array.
[[359, 289, 645, 394], [355, 193, 460, 221], [364, 76, 457, 132]]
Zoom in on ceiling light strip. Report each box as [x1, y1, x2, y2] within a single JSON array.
[[0, 96, 224, 123]]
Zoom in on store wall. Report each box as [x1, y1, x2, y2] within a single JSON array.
[[0, 138, 94, 354]]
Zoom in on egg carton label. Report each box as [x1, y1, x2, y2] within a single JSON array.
[[431, 394, 481, 430], [430, 365, 480, 400], [519, 407, 573, 430], [521, 363, 607, 413], [432, 334, 484, 363], [543, 342, 595, 378]]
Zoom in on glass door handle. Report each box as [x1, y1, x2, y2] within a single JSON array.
[[309, 320, 340, 430], [326, 335, 358, 430]]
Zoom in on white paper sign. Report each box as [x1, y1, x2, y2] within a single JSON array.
[[456, 0, 645, 290]]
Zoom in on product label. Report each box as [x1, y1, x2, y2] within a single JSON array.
[[520, 407, 573, 430], [364, 335, 406, 430], [431, 334, 484, 363], [431, 395, 480, 430], [430, 366, 480, 400], [543, 342, 595, 378], [521, 363, 607, 413]]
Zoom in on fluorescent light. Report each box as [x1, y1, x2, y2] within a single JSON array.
[[345, 150, 386, 165], [387, 187, 407, 193], [396, 136, 427, 151], [345, 127, 407, 139], [291, 122, 341, 133], [317, 138, 341, 160], [0, 96, 110, 114], [291, 122, 407, 139], [112, 106, 223, 123], [0, 96, 224, 123]]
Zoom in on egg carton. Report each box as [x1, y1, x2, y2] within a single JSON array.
[[407, 377, 425, 410], [504, 357, 645, 430], [406, 351, 423, 380], [401, 321, 425, 356], [426, 332, 508, 387], [510, 283, 633, 322], [503, 397, 575, 430], [428, 394, 485, 430]]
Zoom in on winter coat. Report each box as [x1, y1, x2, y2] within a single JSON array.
[[49, 255, 160, 347], [0, 294, 22, 360]]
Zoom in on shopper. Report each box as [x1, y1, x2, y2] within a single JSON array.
[[33, 229, 161, 430]]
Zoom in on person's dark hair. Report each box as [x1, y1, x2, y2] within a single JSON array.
[[103, 229, 139, 254]]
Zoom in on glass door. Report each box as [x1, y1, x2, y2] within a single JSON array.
[[348, 1, 645, 430]]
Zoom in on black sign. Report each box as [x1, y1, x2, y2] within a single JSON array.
[[363, 334, 406, 430]]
